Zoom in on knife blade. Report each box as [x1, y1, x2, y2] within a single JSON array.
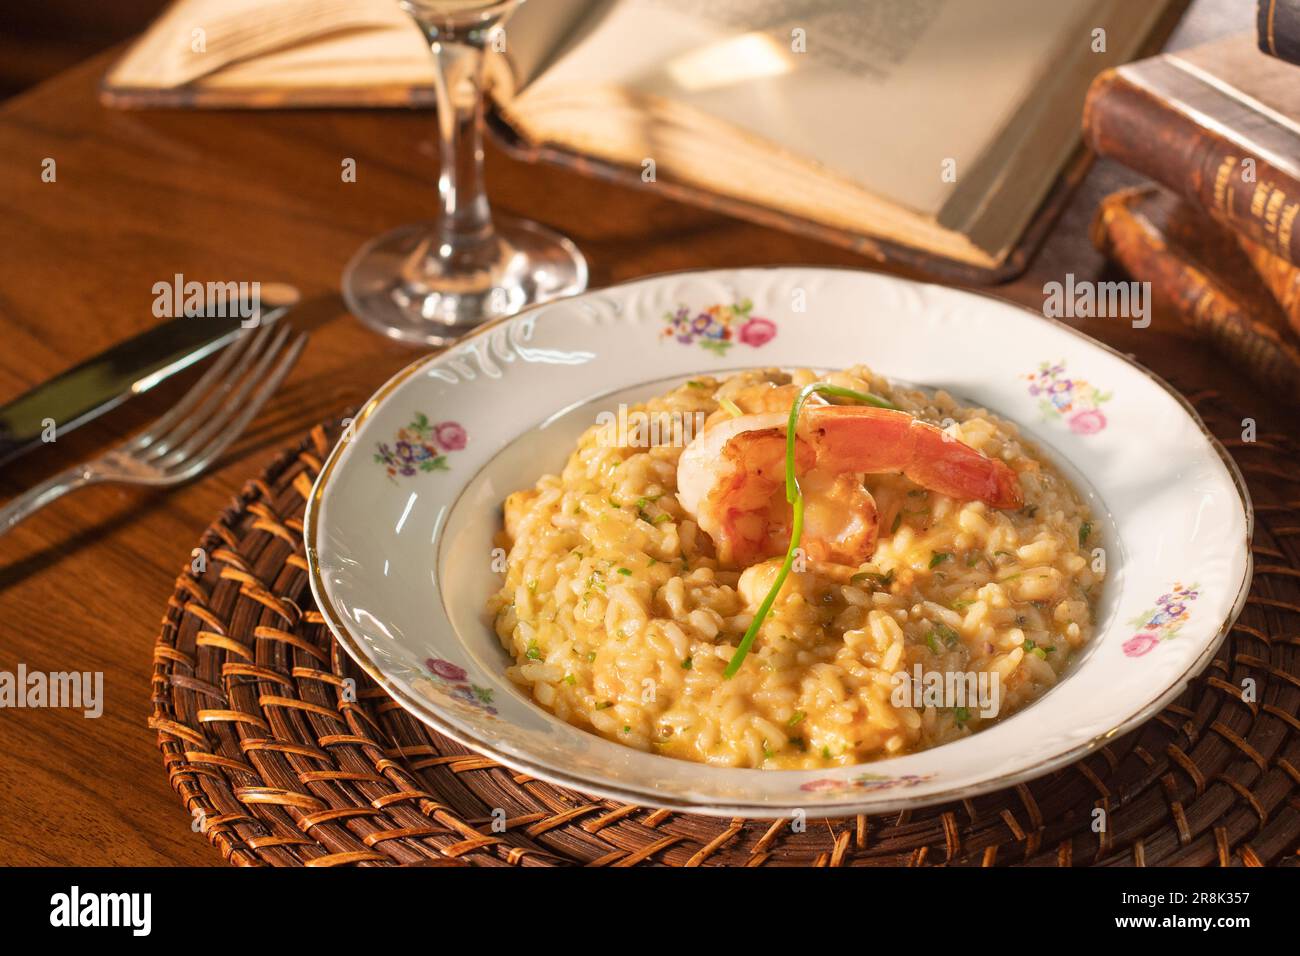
[[0, 283, 299, 468]]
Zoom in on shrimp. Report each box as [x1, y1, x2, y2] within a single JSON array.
[[677, 400, 1023, 568]]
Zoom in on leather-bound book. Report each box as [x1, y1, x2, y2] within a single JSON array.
[[1084, 35, 1300, 267], [1258, 0, 1300, 65], [1091, 185, 1300, 401], [1237, 233, 1300, 339]]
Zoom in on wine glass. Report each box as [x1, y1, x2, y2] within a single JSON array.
[[342, 0, 588, 346]]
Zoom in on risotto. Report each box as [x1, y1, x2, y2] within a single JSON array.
[[486, 367, 1103, 769]]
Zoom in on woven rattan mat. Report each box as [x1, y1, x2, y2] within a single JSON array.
[[150, 388, 1300, 866]]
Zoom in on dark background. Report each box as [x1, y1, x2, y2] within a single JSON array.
[[1, 1, 169, 99]]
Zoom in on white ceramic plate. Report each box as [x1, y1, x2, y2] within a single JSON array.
[[305, 267, 1252, 817]]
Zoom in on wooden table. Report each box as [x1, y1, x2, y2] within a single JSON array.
[[0, 1, 1276, 865]]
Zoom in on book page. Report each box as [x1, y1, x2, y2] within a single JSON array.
[[512, 0, 1103, 217], [109, 0, 597, 95]]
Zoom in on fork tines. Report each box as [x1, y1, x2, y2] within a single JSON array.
[[122, 321, 307, 479]]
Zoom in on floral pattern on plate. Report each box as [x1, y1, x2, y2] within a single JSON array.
[[661, 300, 777, 354], [374, 413, 467, 480], [1025, 360, 1112, 434], [1122, 583, 1201, 657], [412, 657, 499, 717], [801, 772, 934, 795]]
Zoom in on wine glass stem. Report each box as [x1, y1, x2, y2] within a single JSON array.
[[429, 37, 494, 255]]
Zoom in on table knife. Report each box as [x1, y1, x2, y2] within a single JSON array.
[[0, 283, 299, 468]]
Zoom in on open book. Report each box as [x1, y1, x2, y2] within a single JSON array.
[[104, 0, 1184, 280]]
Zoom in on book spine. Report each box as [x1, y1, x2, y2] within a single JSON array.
[[1236, 231, 1300, 339], [1083, 69, 1300, 267], [1258, 0, 1300, 66], [1091, 188, 1300, 400]]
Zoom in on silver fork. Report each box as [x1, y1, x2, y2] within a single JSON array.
[[0, 322, 307, 536]]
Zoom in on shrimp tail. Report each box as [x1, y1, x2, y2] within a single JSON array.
[[804, 405, 1023, 509]]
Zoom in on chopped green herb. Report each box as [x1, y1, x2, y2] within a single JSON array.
[[929, 551, 952, 569], [1079, 521, 1092, 546], [762, 743, 775, 760], [681, 656, 693, 670], [652, 513, 671, 525], [954, 707, 971, 723], [1023, 638, 1036, 650], [586, 652, 597, 663], [1030, 647, 1048, 659], [563, 674, 576, 686], [930, 622, 960, 647], [617, 567, 632, 576], [926, 631, 944, 655], [686, 380, 706, 389], [595, 701, 612, 710], [718, 396, 744, 418], [787, 710, 806, 728], [822, 746, 833, 760], [525, 641, 542, 661], [850, 569, 895, 588], [966, 552, 980, 567]]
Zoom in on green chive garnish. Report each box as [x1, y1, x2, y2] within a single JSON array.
[[722, 382, 898, 679], [929, 551, 952, 569], [1079, 521, 1092, 546]]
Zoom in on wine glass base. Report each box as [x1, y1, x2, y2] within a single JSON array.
[[342, 214, 588, 347]]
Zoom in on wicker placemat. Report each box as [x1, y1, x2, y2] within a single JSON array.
[[150, 388, 1300, 866]]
